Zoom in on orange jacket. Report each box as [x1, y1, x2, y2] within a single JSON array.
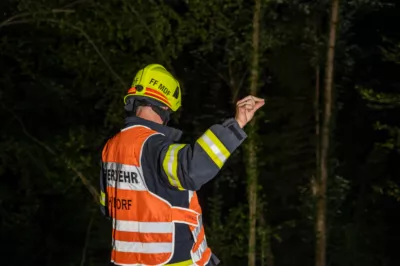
[[100, 116, 247, 265]]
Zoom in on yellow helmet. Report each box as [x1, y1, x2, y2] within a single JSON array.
[[124, 64, 181, 112]]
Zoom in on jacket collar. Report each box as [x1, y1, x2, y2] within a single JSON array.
[[124, 116, 182, 142]]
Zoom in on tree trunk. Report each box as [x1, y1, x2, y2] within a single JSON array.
[[247, 0, 261, 265], [316, 0, 340, 266], [313, 65, 320, 197]]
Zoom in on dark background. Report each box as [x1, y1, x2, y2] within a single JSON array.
[[1, 0, 399, 265]]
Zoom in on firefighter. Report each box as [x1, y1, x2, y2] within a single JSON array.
[[99, 64, 264, 266]]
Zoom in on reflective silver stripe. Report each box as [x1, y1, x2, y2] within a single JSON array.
[[114, 240, 172, 254], [104, 162, 146, 191], [191, 237, 208, 262], [193, 216, 202, 238], [188, 190, 194, 202], [201, 134, 228, 164], [191, 216, 209, 263], [113, 219, 173, 233]]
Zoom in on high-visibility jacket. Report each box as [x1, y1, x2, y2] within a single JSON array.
[[100, 116, 247, 265]]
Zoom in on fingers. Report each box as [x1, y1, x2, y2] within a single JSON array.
[[252, 104, 264, 113], [237, 95, 254, 105], [236, 96, 249, 105], [251, 96, 265, 102], [237, 95, 265, 105], [237, 99, 265, 116], [238, 103, 254, 110], [236, 95, 265, 112], [253, 100, 265, 111], [237, 96, 255, 110], [237, 101, 255, 110]]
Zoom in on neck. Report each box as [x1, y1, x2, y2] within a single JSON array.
[[136, 107, 163, 124]]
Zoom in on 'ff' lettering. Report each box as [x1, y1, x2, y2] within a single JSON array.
[[149, 78, 158, 85]]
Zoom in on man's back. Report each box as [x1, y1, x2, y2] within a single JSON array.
[[101, 119, 217, 265]]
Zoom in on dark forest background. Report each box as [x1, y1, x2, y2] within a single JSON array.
[[1, 0, 400, 265]]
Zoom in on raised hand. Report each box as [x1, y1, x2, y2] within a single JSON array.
[[235, 95, 265, 128]]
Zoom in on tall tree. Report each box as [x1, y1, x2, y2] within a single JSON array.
[[247, 0, 261, 265], [178, 1, 277, 264], [316, 0, 340, 265]]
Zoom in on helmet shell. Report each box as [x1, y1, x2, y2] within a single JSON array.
[[124, 64, 181, 112]]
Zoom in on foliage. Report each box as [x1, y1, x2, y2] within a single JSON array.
[[1, 0, 400, 265]]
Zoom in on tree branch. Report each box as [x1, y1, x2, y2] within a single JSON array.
[[46, 18, 127, 89], [0, 0, 90, 28], [127, 3, 174, 73], [2, 104, 100, 203], [0, 9, 75, 29], [61, 0, 91, 9], [0, 17, 126, 90]]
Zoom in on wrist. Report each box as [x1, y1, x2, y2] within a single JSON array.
[[222, 118, 248, 141], [235, 118, 245, 128]]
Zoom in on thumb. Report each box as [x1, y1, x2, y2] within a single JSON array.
[[253, 100, 265, 112]]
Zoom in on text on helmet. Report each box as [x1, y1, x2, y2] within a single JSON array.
[[149, 78, 171, 96]]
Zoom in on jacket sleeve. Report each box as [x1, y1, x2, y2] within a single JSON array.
[[146, 118, 247, 191], [99, 162, 109, 217]]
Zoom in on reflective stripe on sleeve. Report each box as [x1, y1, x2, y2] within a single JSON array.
[[100, 191, 106, 206], [163, 144, 186, 190], [197, 130, 230, 168]]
